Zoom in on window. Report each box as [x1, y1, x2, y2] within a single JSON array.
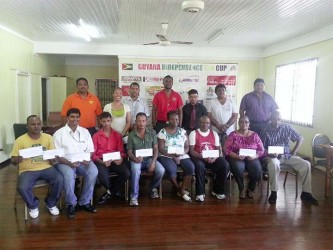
[[275, 58, 317, 126]]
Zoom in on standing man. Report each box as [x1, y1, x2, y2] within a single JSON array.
[[239, 78, 278, 135], [189, 116, 230, 202], [152, 75, 183, 133], [123, 82, 151, 130], [92, 112, 130, 205], [53, 108, 98, 219], [260, 111, 318, 204], [11, 115, 63, 219], [127, 112, 165, 206], [182, 89, 208, 135], [61, 77, 103, 136], [207, 84, 238, 146]]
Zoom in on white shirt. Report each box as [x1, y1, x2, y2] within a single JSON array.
[[189, 129, 220, 146], [53, 124, 94, 157], [123, 96, 150, 124], [103, 102, 130, 134], [207, 98, 237, 135]]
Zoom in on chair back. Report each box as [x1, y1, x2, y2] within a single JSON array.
[[312, 134, 331, 165], [13, 123, 28, 139]]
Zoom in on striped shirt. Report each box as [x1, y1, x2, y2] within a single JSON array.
[[260, 123, 300, 158]]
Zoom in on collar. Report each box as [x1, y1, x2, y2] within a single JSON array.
[[75, 92, 92, 98], [65, 124, 83, 133]]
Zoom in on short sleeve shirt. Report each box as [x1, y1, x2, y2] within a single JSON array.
[[152, 90, 183, 122]]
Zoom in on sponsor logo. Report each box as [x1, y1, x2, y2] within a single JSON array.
[[179, 75, 200, 83], [143, 77, 164, 82], [207, 75, 236, 86], [121, 76, 142, 82], [122, 64, 133, 70]]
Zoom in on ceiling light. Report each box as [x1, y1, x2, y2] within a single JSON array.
[[66, 19, 101, 42], [182, 0, 204, 13]]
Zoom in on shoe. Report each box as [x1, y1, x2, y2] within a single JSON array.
[[247, 190, 255, 199], [211, 191, 226, 200], [239, 189, 246, 199], [77, 203, 97, 213], [268, 192, 277, 204], [29, 207, 39, 219], [182, 193, 192, 202], [177, 190, 190, 197], [98, 192, 111, 205], [151, 188, 159, 199], [46, 205, 60, 216], [195, 194, 205, 202], [300, 192, 319, 205], [130, 198, 139, 206], [263, 172, 269, 181], [67, 205, 75, 219]]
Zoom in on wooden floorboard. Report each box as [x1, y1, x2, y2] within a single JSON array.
[[0, 164, 332, 249]]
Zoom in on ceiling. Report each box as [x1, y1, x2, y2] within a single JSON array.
[[1, 0, 333, 50]]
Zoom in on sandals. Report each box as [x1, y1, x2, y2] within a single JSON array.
[[182, 193, 192, 202]]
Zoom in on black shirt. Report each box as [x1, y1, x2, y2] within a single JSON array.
[[182, 102, 208, 132]]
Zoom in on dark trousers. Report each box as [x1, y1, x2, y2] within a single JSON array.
[[249, 121, 269, 135], [154, 121, 168, 134], [192, 156, 230, 195], [228, 158, 262, 191], [96, 161, 130, 194], [87, 127, 97, 137]]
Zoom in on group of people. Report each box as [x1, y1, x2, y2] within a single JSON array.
[[11, 75, 318, 220]]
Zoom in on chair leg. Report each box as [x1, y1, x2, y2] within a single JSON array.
[[24, 203, 28, 221], [125, 180, 129, 201], [159, 182, 163, 199], [283, 172, 289, 188], [266, 174, 270, 197], [295, 172, 298, 198], [14, 191, 18, 210]]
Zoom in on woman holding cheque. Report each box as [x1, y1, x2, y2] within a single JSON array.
[[157, 111, 195, 202], [223, 116, 264, 199]]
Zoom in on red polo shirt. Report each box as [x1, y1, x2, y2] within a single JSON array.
[[152, 89, 183, 122]]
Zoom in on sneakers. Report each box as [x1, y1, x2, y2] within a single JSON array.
[[195, 194, 205, 202], [130, 198, 139, 206], [151, 188, 159, 199], [46, 205, 60, 216], [29, 207, 39, 219], [177, 190, 190, 197], [182, 193, 192, 202], [211, 191, 226, 200], [98, 191, 111, 205], [300, 192, 319, 205], [67, 205, 75, 219], [268, 191, 277, 204]]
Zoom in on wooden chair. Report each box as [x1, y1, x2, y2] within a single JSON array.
[[312, 134, 331, 173], [109, 173, 129, 201], [206, 169, 232, 197], [140, 171, 163, 198]]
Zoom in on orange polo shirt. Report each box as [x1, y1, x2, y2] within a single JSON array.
[[61, 92, 103, 128]]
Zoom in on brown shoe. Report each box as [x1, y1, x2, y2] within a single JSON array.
[[239, 189, 246, 199]]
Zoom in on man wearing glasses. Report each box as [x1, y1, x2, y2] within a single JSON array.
[[53, 108, 98, 218]]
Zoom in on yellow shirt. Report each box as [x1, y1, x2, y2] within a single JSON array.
[[11, 133, 55, 174]]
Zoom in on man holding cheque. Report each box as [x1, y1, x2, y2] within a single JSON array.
[[92, 111, 130, 205], [189, 116, 230, 202], [260, 111, 318, 204], [127, 112, 165, 206]]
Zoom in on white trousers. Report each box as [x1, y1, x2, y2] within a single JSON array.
[[265, 156, 312, 193]]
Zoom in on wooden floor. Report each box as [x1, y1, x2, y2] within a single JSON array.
[[0, 164, 332, 249]]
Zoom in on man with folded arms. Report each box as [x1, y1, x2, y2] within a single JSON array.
[[189, 116, 230, 202], [53, 108, 98, 218], [92, 112, 130, 205], [127, 112, 165, 206], [11, 115, 63, 219], [260, 111, 318, 204]]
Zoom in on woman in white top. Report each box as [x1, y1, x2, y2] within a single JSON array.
[[104, 88, 131, 136], [207, 84, 238, 144]]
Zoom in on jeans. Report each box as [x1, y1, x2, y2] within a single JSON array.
[[17, 167, 63, 209], [96, 161, 130, 195], [55, 161, 98, 206], [228, 158, 262, 191], [192, 156, 230, 195], [157, 156, 195, 178], [130, 158, 165, 199]]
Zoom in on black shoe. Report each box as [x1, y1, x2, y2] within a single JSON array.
[[268, 192, 277, 204], [263, 172, 269, 181], [67, 205, 75, 219], [300, 192, 318, 205], [77, 203, 97, 213], [98, 192, 111, 205]]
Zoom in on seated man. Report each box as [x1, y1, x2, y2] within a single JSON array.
[[92, 112, 130, 205], [11, 115, 63, 219], [260, 111, 318, 204], [53, 108, 98, 218], [189, 116, 230, 202], [127, 112, 165, 206]]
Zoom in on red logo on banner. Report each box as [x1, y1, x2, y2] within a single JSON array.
[[122, 64, 133, 70], [122, 85, 130, 96], [207, 76, 236, 85]]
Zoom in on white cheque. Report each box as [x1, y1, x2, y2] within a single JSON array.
[[103, 152, 121, 162], [136, 148, 153, 157], [167, 146, 185, 155], [268, 146, 284, 154], [43, 148, 65, 160], [67, 152, 91, 163], [202, 150, 219, 158], [19, 146, 43, 158], [239, 148, 256, 157]]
